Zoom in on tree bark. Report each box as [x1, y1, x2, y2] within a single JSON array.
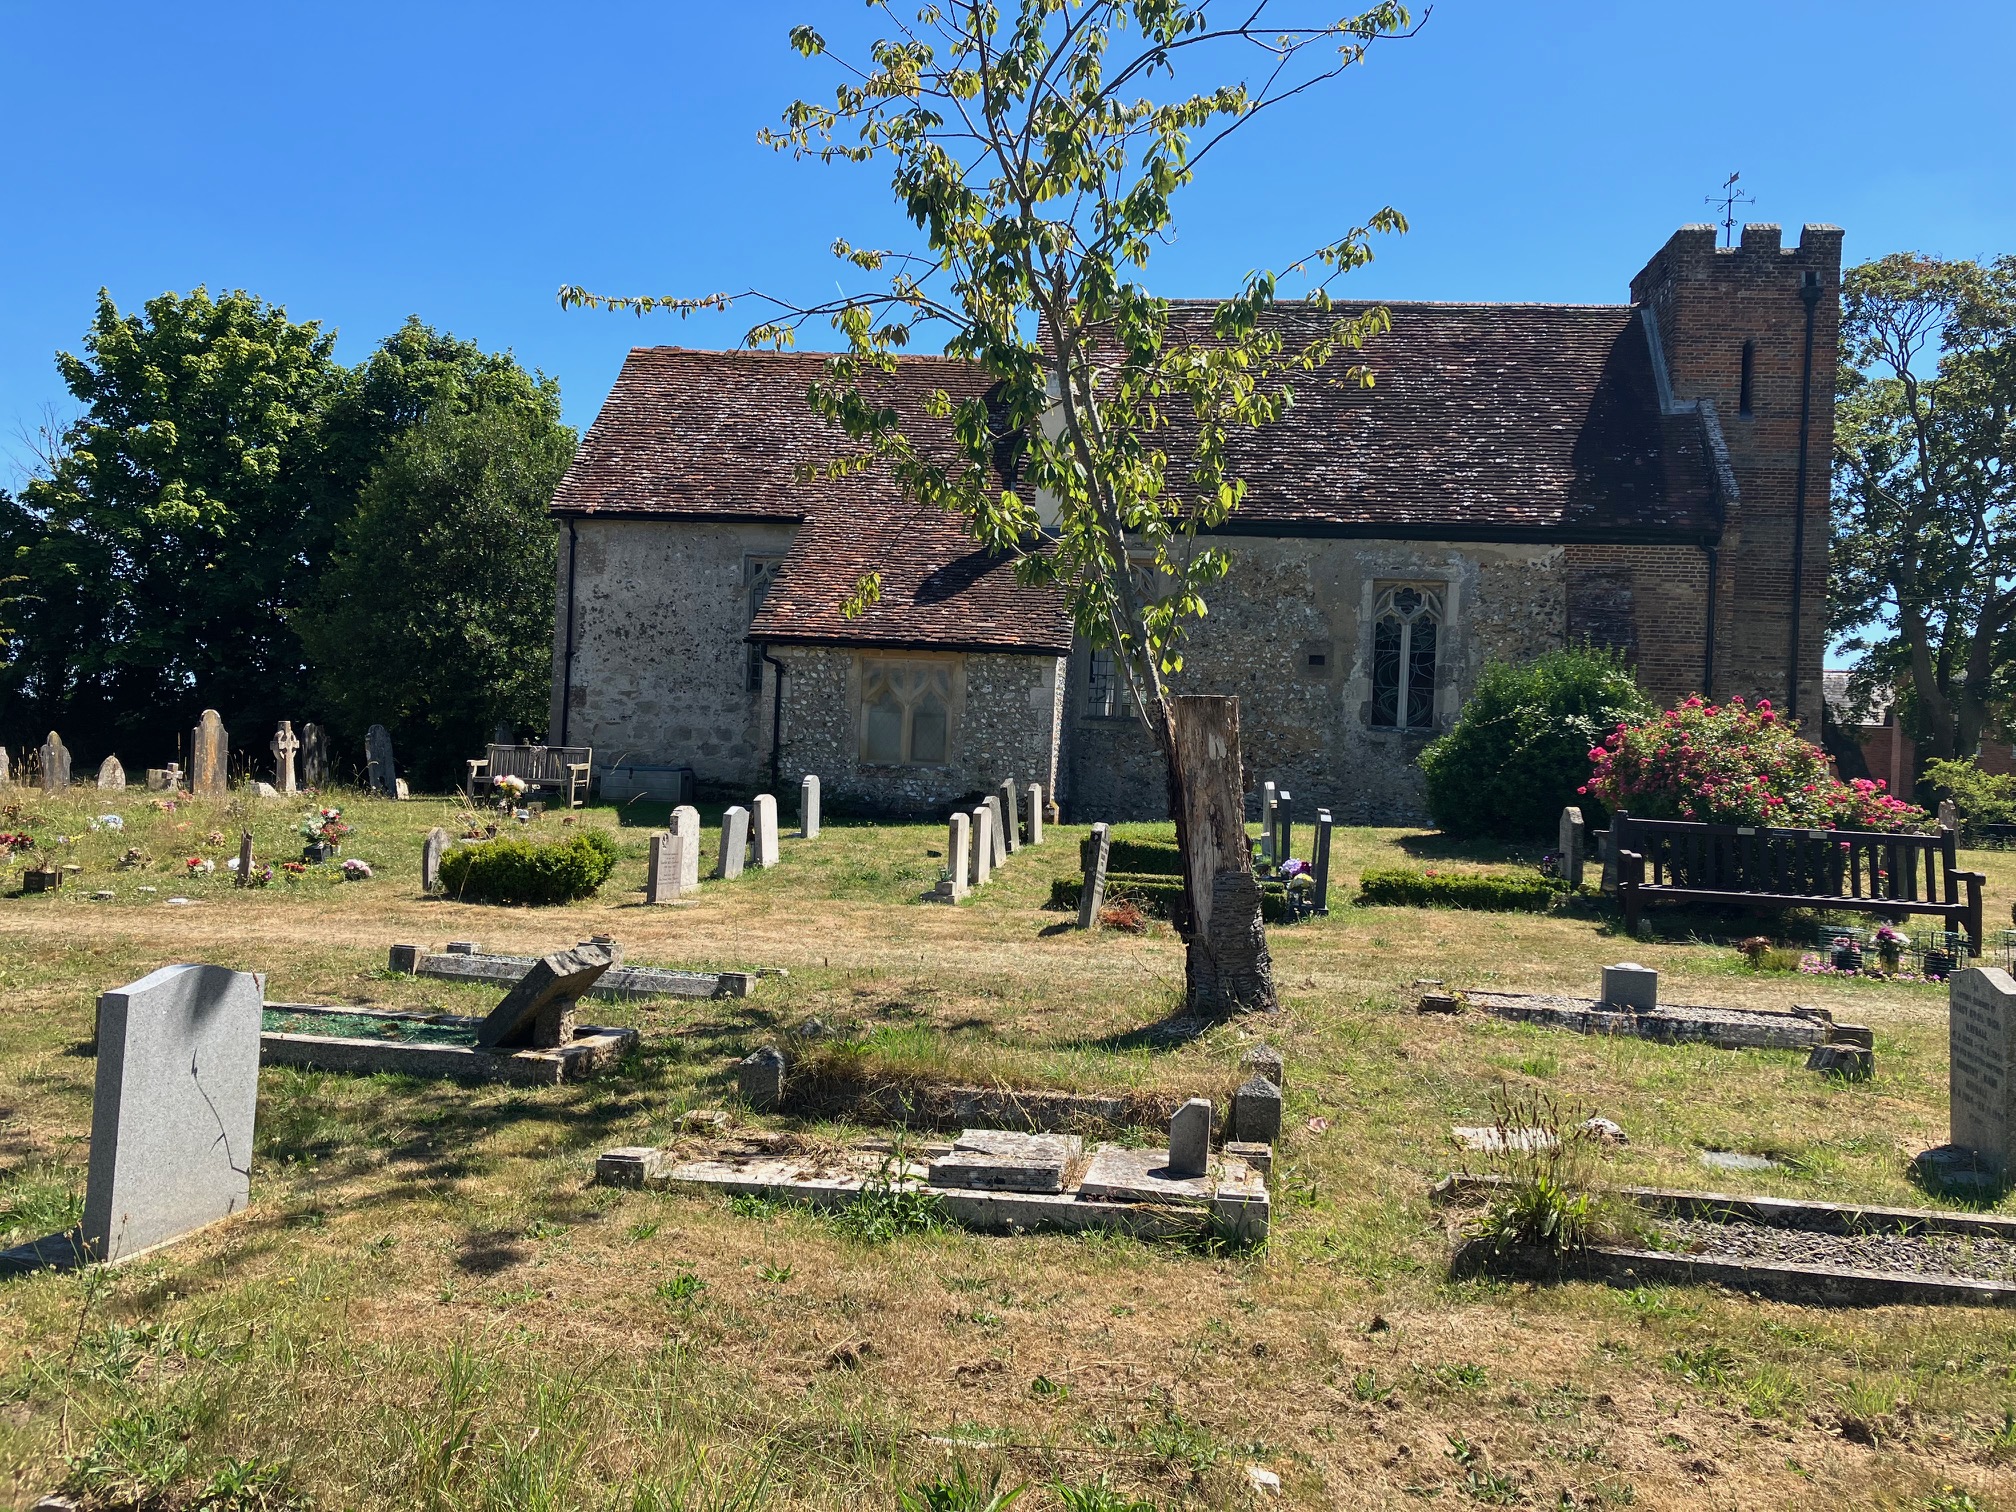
[[1171, 694, 1276, 1016]]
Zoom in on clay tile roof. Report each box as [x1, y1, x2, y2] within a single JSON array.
[[751, 503, 1073, 655]]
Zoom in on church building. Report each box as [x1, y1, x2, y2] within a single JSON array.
[[546, 222, 1839, 822]]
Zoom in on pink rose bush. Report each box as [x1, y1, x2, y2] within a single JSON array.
[[1582, 696, 1925, 832]]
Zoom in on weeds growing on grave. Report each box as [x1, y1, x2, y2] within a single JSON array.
[[894, 1462, 1023, 1512], [1467, 1085, 1636, 1256]]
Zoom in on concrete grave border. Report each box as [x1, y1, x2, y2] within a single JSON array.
[[394, 946, 754, 1001], [261, 1005, 637, 1085]]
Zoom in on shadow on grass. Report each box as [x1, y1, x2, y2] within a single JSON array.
[[1393, 834, 1549, 864]]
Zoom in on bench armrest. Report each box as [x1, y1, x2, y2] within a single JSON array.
[[1616, 847, 1646, 886]]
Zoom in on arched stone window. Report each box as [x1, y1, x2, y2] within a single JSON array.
[[1369, 584, 1442, 730], [860, 659, 954, 765]]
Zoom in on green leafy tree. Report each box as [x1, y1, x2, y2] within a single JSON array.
[[563, 1, 1413, 1013], [1832, 252, 2016, 760], [295, 394, 573, 786]]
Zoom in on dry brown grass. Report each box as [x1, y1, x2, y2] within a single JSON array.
[[2, 789, 2015, 1509]]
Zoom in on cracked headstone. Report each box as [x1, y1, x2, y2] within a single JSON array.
[[473, 943, 614, 1049]]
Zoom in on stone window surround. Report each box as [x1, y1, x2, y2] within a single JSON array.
[[1357, 575, 1461, 737], [852, 650, 966, 769]]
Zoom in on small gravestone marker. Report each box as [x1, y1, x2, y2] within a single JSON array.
[[1077, 822, 1111, 929], [271, 722, 300, 795], [40, 731, 71, 793], [1312, 808, 1335, 913], [421, 828, 448, 893], [1026, 782, 1044, 845], [1950, 967, 2016, 1170], [997, 779, 1021, 853], [800, 774, 821, 839], [1939, 797, 1960, 834], [300, 723, 329, 789], [365, 725, 398, 798], [669, 805, 702, 889], [739, 1045, 786, 1111], [189, 711, 228, 796], [944, 811, 971, 901], [1232, 1077, 1283, 1145], [971, 805, 993, 885], [0, 746, 9, 786], [388, 944, 421, 973], [751, 793, 780, 867], [84, 964, 262, 1263], [234, 831, 254, 887], [983, 794, 1007, 867], [1274, 790, 1294, 868], [474, 943, 614, 1049], [96, 756, 125, 791], [647, 831, 693, 904], [1601, 962, 1657, 1010], [1167, 1097, 1212, 1178], [1259, 781, 1277, 862], [394, 777, 410, 801], [1559, 805, 1586, 887], [1241, 1043, 1286, 1095], [715, 806, 750, 880]]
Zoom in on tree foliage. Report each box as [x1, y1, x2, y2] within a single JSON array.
[[1831, 252, 2016, 760]]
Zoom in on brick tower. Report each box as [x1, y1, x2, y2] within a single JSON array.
[[1629, 222, 1843, 728]]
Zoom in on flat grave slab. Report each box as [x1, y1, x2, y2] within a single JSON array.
[[260, 1005, 636, 1085], [928, 1130, 1085, 1193], [405, 948, 753, 1001], [1075, 1143, 1270, 1218], [1457, 989, 1866, 1052]]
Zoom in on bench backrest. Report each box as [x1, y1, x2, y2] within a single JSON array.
[[1614, 813, 1958, 903], [486, 744, 591, 783]]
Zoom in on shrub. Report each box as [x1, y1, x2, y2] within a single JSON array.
[[1586, 696, 1926, 831], [1048, 873, 1297, 924], [1101, 837, 1183, 875], [1920, 758, 2016, 831], [1418, 645, 1654, 839], [1354, 865, 1561, 912], [437, 828, 619, 905]]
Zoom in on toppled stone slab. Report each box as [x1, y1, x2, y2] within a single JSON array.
[[261, 1004, 636, 1085], [1460, 989, 1866, 1052], [928, 1130, 1085, 1194], [477, 944, 614, 1048], [403, 947, 754, 1001]]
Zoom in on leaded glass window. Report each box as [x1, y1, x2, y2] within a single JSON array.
[[1369, 585, 1443, 731], [859, 659, 955, 766], [1084, 647, 1137, 718]]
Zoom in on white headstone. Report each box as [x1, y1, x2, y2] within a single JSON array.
[[997, 779, 1022, 853], [0, 746, 9, 786], [716, 806, 750, 880], [1601, 962, 1657, 1011], [752, 794, 780, 867], [84, 964, 262, 1263], [945, 811, 971, 901], [1260, 781, 1278, 862], [1558, 805, 1585, 887], [984, 794, 1007, 868], [669, 805, 702, 890], [648, 831, 692, 904], [1951, 967, 2016, 1169], [971, 805, 993, 885], [96, 756, 126, 791], [800, 774, 821, 839], [422, 827, 448, 893], [1027, 782, 1045, 845]]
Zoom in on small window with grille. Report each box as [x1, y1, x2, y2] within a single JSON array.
[[1084, 646, 1138, 718], [1369, 584, 1443, 731]]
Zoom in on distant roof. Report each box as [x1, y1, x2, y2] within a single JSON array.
[[1823, 669, 1894, 726]]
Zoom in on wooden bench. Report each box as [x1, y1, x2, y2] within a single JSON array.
[[1614, 811, 1985, 951], [465, 744, 593, 809]]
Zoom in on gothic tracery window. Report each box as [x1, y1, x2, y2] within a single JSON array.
[[860, 658, 954, 765], [1370, 584, 1442, 731]]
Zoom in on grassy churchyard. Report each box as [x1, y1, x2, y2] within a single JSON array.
[[2, 788, 2015, 1511]]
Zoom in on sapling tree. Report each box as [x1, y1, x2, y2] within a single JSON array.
[[563, 2, 1415, 1012]]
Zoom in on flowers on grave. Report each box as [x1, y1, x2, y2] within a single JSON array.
[[1738, 935, 1774, 967], [1583, 695, 1926, 832], [1873, 923, 1909, 970], [185, 856, 214, 874], [340, 858, 373, 880], [281, 860, 308, 877], [204, 830, 227, 848], [118, 847, 149, 869], [299, 807, 350, 845], [491, 774, 528, 811], [1830, 934, 1864, 972], [89, 814, 125, 832], [245, 863, 274, 887], [1279, 857, 1311, 880], [0, 831, 35, 854]]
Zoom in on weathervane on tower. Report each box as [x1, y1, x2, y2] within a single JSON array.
[[1704, 171, 1755, 247]]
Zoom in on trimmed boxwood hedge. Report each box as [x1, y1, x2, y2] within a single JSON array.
[[1048, 873, 1298, 924], [1100, 838, 1183, 876], [437, 828, 621, 905], [1353, 865, 1563, 913]]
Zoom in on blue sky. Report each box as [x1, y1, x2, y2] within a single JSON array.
[[2, 0, 2011, 467]]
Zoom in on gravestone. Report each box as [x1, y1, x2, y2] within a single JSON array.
[[271, 722, 300, 795], [84, 965, 262, 1263], [421, 828, 448, 893], [40, 731, 71, 793], [0, 746, 9, 786], [1312, 808, 1335, 913], [300, 723, 330, 789], [801, 774, 821, 839], [1601, 962, 1658, 1010], [234, 831, 254, 887], [983, 794, 1007, 867], [189, 711, 228, 797], [1241, 1043, 1286, 1095], [997, 779, 1022, 853], [648, 831, 694, 904], [365, 725, 398, 799], [474, 943, 614, 1049], [751, 793, 780, 867], [1027, 782, 1045, 846], [739, 1046, 787, 1112], [1558, 805, 1586, 887], [146, 764, 181, 793], [1232, 1076, 1283, 1145], [715, 806, 750, 880], [945, 811, 971, 901], [494, 721, 514, 746], [972, 805, 994, 885], [1077, 822, 1111, 929], [1259, 782, 1277, 862], [96, 756, 126, 791], [668, 805, 702, 889], [1167, 1097, 1212, 1178], [1950, 967, 2016, 1168], [1940, 797, 1961, 834]]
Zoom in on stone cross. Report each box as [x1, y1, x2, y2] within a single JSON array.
[[1950, 967, 2016, 1170], [971, 805, 994, 885], [422, 828, 448, 893], [1312, 808, 1335, 913], [800, 774, 821, 839], [997, 779, 1022, 853], [1559, 805, 1586, 887], [39, 731, 71, 794], [475, 944, 614, 1049], [648, 831, 693, 904], [669, 805, 702, 890], [235, 830, 255, 887], [189, 710, 228, 797], [96, 756, 126, 791], [983, 794, 1007, 868], [945, 811, 971, 901], [84, 964, 262, 1264], [751, 793, 780, 867], [365, 725, 398, 798], [1026, 782, 1045, 846], [271, 722, 301, 795], [1167, 1097, 1212, 1178], [300, 723, 329, 789], [1077, 822, 1111, 929], [715, 806, 750, 880]]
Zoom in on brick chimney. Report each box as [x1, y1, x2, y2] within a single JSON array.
[[1630, 222, 1842, 725]]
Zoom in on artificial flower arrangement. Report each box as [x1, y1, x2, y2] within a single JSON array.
[[340, 858, 374, 881], [299, 807, 351, 844]]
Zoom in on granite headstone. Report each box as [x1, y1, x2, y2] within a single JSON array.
[[96, 756, 126, 791]]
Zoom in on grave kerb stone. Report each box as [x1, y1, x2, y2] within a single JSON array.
[[1077, 822, 1111, 929], [751, 793, 781, 867], [1951, 967, 2016, 1168], [715, 806, 750, 880]]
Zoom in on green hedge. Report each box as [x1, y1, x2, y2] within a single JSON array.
[[1049, 872, 1298, 924], [1353, 865, 1562, 913], [437, 828, 621, 905], [1100, 838, 1184, 876]]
